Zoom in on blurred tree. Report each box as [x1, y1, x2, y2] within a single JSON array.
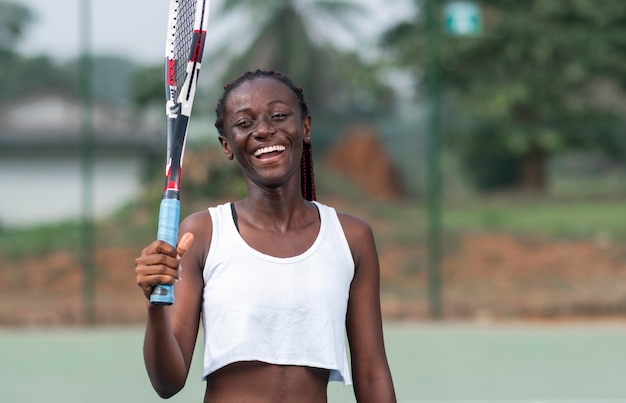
[[130, 0, 396, 152], [210, 0, 395, 151], [64, 55, 138, 107], [214, 0, 366, 102], [0, 55, 71, 103], [382, 0, 626, 192], [0, 2, 74, 103], [0, 1, 32, 53], [0, 2, 139, 107], [130, 65, 163, 110]]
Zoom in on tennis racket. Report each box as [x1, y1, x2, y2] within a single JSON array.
[[150, 0, 210, 305]]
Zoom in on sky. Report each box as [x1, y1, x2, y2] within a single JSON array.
[[16, 0, 415, 64]]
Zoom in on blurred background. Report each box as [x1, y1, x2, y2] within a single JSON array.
[[1, 0, 626, 327], [3, 1, 626, 402]]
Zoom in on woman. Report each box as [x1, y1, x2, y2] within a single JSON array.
[[135, 70, 396, 402]]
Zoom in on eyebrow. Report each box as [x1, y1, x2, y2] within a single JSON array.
[[232, 107, 251, 116], [232, 100, 291, 116]]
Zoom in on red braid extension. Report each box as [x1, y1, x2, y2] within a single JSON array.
[[301, 141, 316, 201]]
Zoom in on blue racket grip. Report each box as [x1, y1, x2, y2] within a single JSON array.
[[150, 198, 180, 305]]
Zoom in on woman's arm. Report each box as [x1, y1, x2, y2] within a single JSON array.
[[135, 211, 211, 398], [340, 213, 396, 403]]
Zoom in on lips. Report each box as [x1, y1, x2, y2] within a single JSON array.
[[253, 144, 286, 158]]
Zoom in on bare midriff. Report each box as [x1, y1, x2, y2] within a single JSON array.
[[204, 361, 331, 403]]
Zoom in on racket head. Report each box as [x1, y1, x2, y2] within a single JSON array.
[[163, 0, 210, 192]]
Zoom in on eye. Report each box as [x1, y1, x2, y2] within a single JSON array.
[[272, 112, 288, 120], [236, 119, 253, 128]]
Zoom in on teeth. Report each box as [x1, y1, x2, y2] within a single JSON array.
[[254, 145, 285, 157]]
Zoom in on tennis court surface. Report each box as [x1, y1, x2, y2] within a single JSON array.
[[2, 321, 625, 403]]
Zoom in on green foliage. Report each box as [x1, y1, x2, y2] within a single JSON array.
[[62, 55, 139, 107], [444, 197, 626, 240], [0, 53, 140, 107], [0, 1, 32, 52], [0, 3, 64, 104], [0, 55, 71, 103], [457, 127, 520, 191], [0, 222, 82, 260], [0, 0, 141, 107], [130, 65, 163, 110], [382, 0, 626, 190], [441, 0, 626, 140], [175, 145, 248, 200]]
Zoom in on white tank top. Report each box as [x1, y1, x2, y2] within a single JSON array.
[[201, 201, 354, 385]]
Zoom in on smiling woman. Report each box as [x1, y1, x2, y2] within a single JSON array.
[[134, 69, 396, 402], [214, 69, 317, 201]]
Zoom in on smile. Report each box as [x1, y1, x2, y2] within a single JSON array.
[[254, 145, 286, 157]]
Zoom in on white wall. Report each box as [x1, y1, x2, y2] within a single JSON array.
[[0, 154, 145, 227]]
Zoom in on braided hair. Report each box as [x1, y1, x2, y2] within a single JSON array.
[[214, 70, 316, 201]]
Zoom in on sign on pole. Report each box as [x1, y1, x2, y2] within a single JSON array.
[[443, 1, 482, 36]]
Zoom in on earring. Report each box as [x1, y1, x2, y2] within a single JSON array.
[[304, 136, 310, 144], [227, 153, 234, 160]]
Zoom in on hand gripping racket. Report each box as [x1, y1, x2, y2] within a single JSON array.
[[150, 0, 210, 305]]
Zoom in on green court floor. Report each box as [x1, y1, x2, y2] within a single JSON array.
[[1, 322, 625, 403]]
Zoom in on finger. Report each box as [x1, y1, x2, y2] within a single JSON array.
[[177, 232, 195, 257], [136, 263, 179, 277], [138, 275, 174, 300], [136, 252, 179, 270], [141, 240, 177, 257], [156, 240, 178, 257], [136, 266, 180, 299]]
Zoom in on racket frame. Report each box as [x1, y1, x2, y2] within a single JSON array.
[[150, 0, 209, 305]]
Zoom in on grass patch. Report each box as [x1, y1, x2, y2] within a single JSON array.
[[0, 221, 82, 260], [3, 171, 626, 261], [443, 198, 626, 240]]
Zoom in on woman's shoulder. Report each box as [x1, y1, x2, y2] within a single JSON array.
[[179, 206, 217, 240], [180, 201, 238, 236], [181, 202, 231, 225], [326, 207, 374, 243], [181, 208, 212, 226], [178, 206, 223, 268], [329, 208, 377, 271]]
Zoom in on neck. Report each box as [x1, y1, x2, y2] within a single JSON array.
[[236, 190, 313, 235]]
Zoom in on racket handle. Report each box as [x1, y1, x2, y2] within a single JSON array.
[[150, 198, 180, 305]]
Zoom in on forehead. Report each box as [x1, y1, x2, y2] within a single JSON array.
[[225, 77, 297, 110]]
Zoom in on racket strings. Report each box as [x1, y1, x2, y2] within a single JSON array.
[[170, 0, 200, 88]]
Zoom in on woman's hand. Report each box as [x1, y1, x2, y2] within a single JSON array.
[[135, 232, 195, 300]]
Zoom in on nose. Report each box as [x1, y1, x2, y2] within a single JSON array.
[[253, 115, 275, 139]]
